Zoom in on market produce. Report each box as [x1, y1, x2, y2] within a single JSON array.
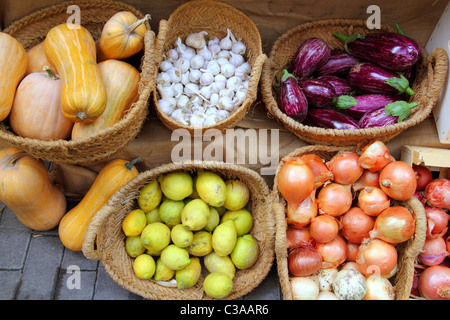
[[417, 266, 450, 300], [363, 275, 395, 300], [196, 171, 227, 207], [332, 269, 367, 300], [304, 108, 360, 130], [97, 12, 151, 61], [290, 277, 320, 300], [203, 272, 233, 299], [58, 157, 141, 251], [122, 209, 147, 237], [212, 220, 237, 256], [176, 257, 202, 289], [204, 252, 236, 279], [316, 50, 360, 77], [156, 28, 251, 127], [223, 180, 250, 211], [9, 66, 73, 141], [317, 75, 353, 96], [0, 32, 27, 122], [141, 222, 171, 252], [333, 94, 402, 118], [0, 147, 66, 231], [133, 254, 156, 280], [379, 160, 417, 200], [230, 234, 259, 269], [297, 78, 336, 108], [291, 37, 331, 80], [279, 70, 308, 120], [220, 209, 253, 236], [425, 178, 450, 210], [160, 171, 193, 201], [44, 23, 107, 123], [25, 42, 52, 75], [188, 230, 213, 256]]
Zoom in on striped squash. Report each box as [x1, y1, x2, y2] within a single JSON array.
[[44, 23, 107, 123]]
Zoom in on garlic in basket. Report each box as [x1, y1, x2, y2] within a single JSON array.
[[157, 29, 251, 127]]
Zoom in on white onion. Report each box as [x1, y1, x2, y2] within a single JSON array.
[[315, 268, 338, 292], [332, 269, 367, 300], [290, 277, 319, 300], [317, 291, 340, 300], [363, 276, 395, 300]]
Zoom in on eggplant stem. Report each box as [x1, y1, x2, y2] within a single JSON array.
[[332, 32, 348, 42]]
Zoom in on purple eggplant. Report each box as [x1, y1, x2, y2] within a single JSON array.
[[358, 101, 419, 128], [318, 75, 354, 96], [298, 79, 336, 108], [333, 94, 403, 118], [304, 108, 360, 130], [333, 32, 421, 71], [279, 69, 308, 121], [347, 62, 415, 96], [292, 38, 331, 79], [316, 50, 360, 76]]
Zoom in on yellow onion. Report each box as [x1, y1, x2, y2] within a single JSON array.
[[317, 183, 353, 217], [356, 238, 397, 278], [370, 206, 415, 244]]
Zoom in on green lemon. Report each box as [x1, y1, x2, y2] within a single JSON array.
[[125, 236, 146, 258], [171, 224, 194, 248], [230, 234, 259, 269], [221, 209, 253, 236], [138, 180, 162, 212], [212, 220, 237, 256], [160, 245, 191, 271], [122, 209, 147, 237], [204, 251, 236, 280], [176, 257, 201, 289], [187, 231, 213, 257], [203, 272, 233, 299], [133, 254, 156, 280], [204, 207, 220, 232], [145, 207, 161, 224], [196, 171, 227, 207], [159, 199, 184, 228], [153, 258, 175, 281], [223, 180, 250, 210], [181, 198, 211, 231], [160, 172, 193, 201], [140, 222, 171, 252]]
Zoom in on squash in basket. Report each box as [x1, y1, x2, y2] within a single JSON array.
[[71, 59, 140, 140], [44, 23, 107, 123], [0, 32, 27, 122], [58, 157, 141, 251], [0, 147, 66, 231], [97, 11, 151, 61], [25, 42, 53, 75], [9, 66, 73, 140]]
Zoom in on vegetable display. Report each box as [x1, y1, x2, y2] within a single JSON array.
[[279, 141, 420, 300]]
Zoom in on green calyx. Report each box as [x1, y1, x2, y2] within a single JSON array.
[[385, 101, 419, 122], [385, 74, 415, 96], [332, 32, 365, 53], [281, 69, 297, 83], [333, 95, 358, 109]]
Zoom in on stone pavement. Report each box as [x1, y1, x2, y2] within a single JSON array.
[[0, 203, 281, 300]]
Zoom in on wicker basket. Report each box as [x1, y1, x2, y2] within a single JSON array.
[[261, 19, 449, 146], [152, 0, 266, 134], [1, 0, 156, 164], [82, 161, 275, 300], [272, 145, 427, 300]]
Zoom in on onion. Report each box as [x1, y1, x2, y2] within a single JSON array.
[[413, 164, 433, 191], [346, 242, 359, 262], [413, 191, 427, 205], [286, 190, 317, 228], [326, 151, 364, 185], [447, 236, 450, 254], [288, 245, 323, 277], [418, 265, 450, 300], [290, 277, 320, 300], [300, 154, 334, 188], [356, 238, 398, 277], [277, 157, 315, 205], [352, 170, 380, 192], [332, 269, 367, 300], [315, 268, 338, 291], [363, 276, 395, 300], [317, 291, 340, 300], [358, 140, 393, 172], [425, 206, 450, 239], [340, 207, 375, 243], [286, 226, 314, 251], [316, 235, 347, 268], [425, 178, 450, 210], [419, 236, 449, 267], [370, 206, 415, 244], [341, 261, 360, 272], [358, 186, 391, 217], [317, 183, 353, 217], [379, 161, 417, 201], [309, 214, 340, 243]]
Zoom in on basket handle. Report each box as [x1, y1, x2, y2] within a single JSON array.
[[425, 48, 449, 101]]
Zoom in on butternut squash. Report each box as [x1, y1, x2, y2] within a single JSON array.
[[44, 23, 107, 123], [71, 59, 140, 140], [25, 42, 53, 75], [58, 157, 141, 251], [9, 67, 73, 140], [0, 32, 27, 122], [0, 147, 66, 231]]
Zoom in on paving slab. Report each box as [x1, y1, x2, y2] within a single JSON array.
[[0, 270, 22, 300], [54, 269, 97, 300]]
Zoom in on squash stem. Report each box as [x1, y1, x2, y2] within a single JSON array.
[[76, 111, 87, 121], [127, 14, 151, 34], [5, 151, 29, 167], [43, 66, 58, 80], [125, 157, 143, 170]]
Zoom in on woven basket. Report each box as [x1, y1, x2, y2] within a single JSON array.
[[1, 0, 156, 164], [82, 161, 275, 300], [152, 0, 266, 134], [261, 19, 449, 146], [272, 145, 427, 300]]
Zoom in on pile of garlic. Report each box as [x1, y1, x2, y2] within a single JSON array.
[[156, 29, 251, 127]]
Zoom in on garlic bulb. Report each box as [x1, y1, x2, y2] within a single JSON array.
[[200, 72, 214, 86], [190, 55, 205, 70], [160, 60, 173, 72], [221, 63, 235, 78], [219, 28, 233, 50], [231, 40, 246, 55], [229, 52, 244, 67], [198, 46, 212, 61], [186, 31, 208, 49]]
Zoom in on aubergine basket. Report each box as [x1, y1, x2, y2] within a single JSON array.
[[261, 19, 448, 146], [272, 145, 427, 300], [1, 0, 156, 164], [82, 161, 275, 300]]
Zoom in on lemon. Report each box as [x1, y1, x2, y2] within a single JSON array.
[[122, 209, 147, 237], [153, 258, 175, 281], [138, 180, 162, 212], [187, 231, 213, 257], [145, 207, 161, 224], [176, 257, 201, 289], [160, 245, 191, 271], [196, 171, 227, 207], [125, 236, 146, 258], [160, 172, 193, 201], [171, 224, 194, 248], [133, 254, 156, 280], [223, 180, 250, 210], [204, 207, 220, 232], [140, 222, 171, 252], [212, 220, 237, 256], [230, 234, 259, 269], [181, 198, 211, 231], [146, 248, 162, 256], [203, 272, 233, 299], [204, 251, 236, 280], [159, 199, 184, 228], [221, 209, 253, 236]]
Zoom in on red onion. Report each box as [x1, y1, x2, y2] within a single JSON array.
[[288, 245, 323, 277], [425, 206, 450, 239], [413, 164, 433, 191], [418, 265, 450, 300], [425, 178, 450, 210], [419, 236, 449, 267], [286, 226, 314, 251]]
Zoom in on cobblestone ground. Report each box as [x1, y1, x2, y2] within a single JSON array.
[[0, 203, 281, 300]]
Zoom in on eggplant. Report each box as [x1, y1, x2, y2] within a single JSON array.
[[292, 38, 331, 79], [316, 50, 360, 76], [333, 94, 403, 118], [333, 32, 421, 71], [347, 62, 415, 96], [358, 101, 419, 128], [279, 69, 308, 121], [298, 79, 336, 108], [304, 108, 360, 130], [318, 75, 354, 96]]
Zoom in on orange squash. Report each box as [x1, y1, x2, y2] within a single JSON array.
[[58, 157, 141, 251], [71, 59, 140, 140], [44, 23, 107, 123], [9, 66, 73, 140], [25, 42, 53, 75], [0, 147, 66, 231], [0, 32, 27, 122], [97, 12, 151, 61]]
